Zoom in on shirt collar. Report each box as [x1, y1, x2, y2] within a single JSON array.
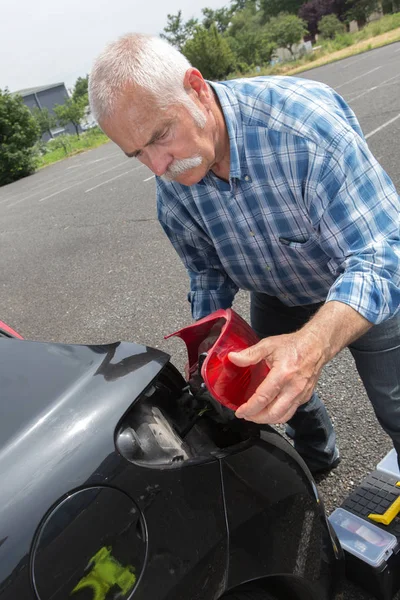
[[207, 80, 248, 182]]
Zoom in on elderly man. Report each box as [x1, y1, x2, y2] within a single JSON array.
[[89, 34, 400, 474]]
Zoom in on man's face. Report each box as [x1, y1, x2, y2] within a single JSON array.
[[100, 87, 218, 186]]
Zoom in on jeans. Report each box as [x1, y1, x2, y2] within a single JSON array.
[[250, 292, 400, 471]]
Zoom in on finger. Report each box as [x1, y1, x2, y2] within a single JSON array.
[[235, 368, 282, 418], [243, 395, 300, 425], [228, 339, 270, 367]]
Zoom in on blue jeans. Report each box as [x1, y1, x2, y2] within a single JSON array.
[[250, 292, 400, 471]]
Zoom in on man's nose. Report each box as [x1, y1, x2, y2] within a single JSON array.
[[147, 148, 173, 177]]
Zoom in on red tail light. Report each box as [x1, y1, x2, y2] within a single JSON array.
[[166, 309, 269, 411], [0, 320, 23, 339]]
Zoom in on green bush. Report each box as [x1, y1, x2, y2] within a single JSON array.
[[0, 89, 40, 186], [49, 134, 72, 155], [318, 14, 346, 39], [183, 24, 235, 79], [330, 32, 354, 49]]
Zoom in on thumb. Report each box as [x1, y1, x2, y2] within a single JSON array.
[[228, 341, 267, 367]]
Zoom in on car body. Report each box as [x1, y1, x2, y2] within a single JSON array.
[[0, 334, 344, 600]]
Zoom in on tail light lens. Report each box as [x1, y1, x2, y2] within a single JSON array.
[[166, 309, 270, 411]]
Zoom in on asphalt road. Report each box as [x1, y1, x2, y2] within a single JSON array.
[[1, 42, 400, 600]]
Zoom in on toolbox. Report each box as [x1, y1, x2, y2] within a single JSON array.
[[329, 450, 400, 600]]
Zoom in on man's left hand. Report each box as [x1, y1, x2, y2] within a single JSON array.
[[228, 331, 327, 424]]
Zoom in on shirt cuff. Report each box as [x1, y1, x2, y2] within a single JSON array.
[[188, 288, 237, 321], [325, 272, 394, 325]]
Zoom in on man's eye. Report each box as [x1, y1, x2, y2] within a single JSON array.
[[159, 130, 169, 141]]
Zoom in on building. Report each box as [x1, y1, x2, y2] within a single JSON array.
[[13, 82, 76, 141]]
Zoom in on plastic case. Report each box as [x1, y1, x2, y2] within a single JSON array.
[[329, 509, 397, 567], [332, 463, 400, 600], [377, 449, 400, 479]]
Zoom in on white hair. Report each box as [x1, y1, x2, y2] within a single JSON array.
[[89, 33, 206, 127]]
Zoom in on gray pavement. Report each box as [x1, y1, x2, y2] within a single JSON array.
[[1, 42, 400, 599]]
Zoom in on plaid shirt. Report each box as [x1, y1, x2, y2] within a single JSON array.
[[157, 76, 400, 324]]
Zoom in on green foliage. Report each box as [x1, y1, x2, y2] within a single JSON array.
[[54, 97, 86, 137], [72, 75, 89, 104], [182, 24, 235, 79], [351, 10, 400, 36], [345, 0, 379, 25], [48, 134, 72, 155], [160, 10, 198, 50], [224, 6, 275, 69], [260, 0, 304, 20], [202, 6, 233, 31], [37, 128, 109, 168], [329, 31, 354, 48], [318, 14, 346, 37], [265, 13, 308, 54], [381, 0, 400, 13], [31, 106, 57, 136], [0, 89, 40, 186], [227, 29, 276, 67]]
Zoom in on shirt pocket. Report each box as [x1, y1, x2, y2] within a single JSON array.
[[278, 235, 317, 251], [277, 234, 331, 268]]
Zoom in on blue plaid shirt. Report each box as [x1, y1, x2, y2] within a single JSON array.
[[157, 76, 400, 324]]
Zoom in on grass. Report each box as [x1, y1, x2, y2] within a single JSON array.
[[230, 12, 400, 79], [36, 127, 110, 169]]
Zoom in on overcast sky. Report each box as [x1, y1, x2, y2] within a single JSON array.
[[1, 0, 228, 93]]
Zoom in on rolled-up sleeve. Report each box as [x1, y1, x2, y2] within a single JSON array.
[[310, 133, 400, 324], [157, 182, 239, 320]]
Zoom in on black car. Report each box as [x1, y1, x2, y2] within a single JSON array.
[[0, 326, 343, 600]]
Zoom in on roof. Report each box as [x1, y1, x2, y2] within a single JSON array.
[[13, 82, 65, 97]]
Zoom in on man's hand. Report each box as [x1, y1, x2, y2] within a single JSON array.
[[228, 330, 327, 424], [229, 300, 372, 425]]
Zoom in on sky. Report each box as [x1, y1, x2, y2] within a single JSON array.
[[0, 0, 228, 93]]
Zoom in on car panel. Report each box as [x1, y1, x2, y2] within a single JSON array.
[[0, 337, 343, 599]]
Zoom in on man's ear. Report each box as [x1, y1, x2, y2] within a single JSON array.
[[183, 68, 212, 105]]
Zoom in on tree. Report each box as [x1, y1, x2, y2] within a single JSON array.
[[31, 106, 57, 137], [345, 0, 379, 26], [202, 6, 233, 32], [261, 0, 304, 20], [318, 13, 346, 36], [226, 8, 276, 68], [182, 24, 235, 80], [160, 10, 198, 50], [299, 0, 335, 40], [54, 97, 86, 138], [266, 13, 308, 55], [72, 75, 88, 104], [0, 89, 40, 186]]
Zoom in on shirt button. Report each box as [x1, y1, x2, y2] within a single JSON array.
[[265, 265, 271, 271], [244, 175, 251, 182]]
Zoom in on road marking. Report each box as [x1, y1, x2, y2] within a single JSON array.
[[394, 47, 400, 53], [2, 151, 122, 205], [144, 175, 155, 182], [85, 165, 144, 192], [348, 73, 400, 102], [6, 160, 130, 208], [365, 113, 400, 140], [342, 54, 372, 69], [335, 66, 382, 90], [87, 152, 120, 164]]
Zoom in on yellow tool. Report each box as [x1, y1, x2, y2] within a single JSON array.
[[368, 482, 400, 526]]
